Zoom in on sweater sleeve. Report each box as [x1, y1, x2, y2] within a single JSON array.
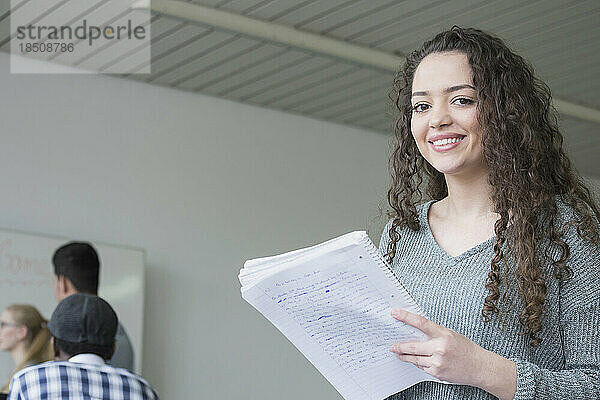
[[511, 227, 600, 400]]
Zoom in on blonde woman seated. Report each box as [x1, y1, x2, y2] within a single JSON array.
[[0, 304, 52, 393]]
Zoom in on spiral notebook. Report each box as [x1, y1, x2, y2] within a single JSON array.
[[239, 231, 441, 400]]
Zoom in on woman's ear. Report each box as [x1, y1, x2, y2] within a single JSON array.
[[15, 325, 28, 342]]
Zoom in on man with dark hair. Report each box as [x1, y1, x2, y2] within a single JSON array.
[[52, 241, 135, 371], [7, 294, 158, 399]]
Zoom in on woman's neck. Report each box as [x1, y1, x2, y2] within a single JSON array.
[[10, 342, 28, 367], [440, 168, 496, 220]]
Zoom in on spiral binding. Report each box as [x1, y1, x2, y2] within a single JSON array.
[[358, 232, 422, 313]]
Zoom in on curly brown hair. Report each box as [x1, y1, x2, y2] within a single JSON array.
[[386, 26, 600, 346]]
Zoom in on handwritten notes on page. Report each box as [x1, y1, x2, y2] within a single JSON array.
[[239, 231, 441, 400]]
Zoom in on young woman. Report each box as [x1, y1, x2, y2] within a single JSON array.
[[0, 304, 52, 393], [381, 27, 599, 399]]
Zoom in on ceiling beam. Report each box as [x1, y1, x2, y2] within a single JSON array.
[[132, 0, 400, 71], [132, 0, 600, 125]]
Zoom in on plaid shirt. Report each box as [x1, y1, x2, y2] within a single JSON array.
[[7, 355, 159, 400]]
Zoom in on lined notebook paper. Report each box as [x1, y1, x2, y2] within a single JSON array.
[[239, 231, 441, 400]]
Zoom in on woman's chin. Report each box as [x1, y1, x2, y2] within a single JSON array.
[[429, 159, 486, 177], [430, 162, 464, 175]]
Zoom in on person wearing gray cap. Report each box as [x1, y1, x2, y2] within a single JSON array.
[[6, 294, 158, 400], [52, 241, 135, 372]]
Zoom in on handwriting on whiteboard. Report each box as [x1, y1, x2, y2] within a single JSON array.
[[0, 240, 53, 288]]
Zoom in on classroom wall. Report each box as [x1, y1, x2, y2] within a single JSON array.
[[0, 52, 390, 399]]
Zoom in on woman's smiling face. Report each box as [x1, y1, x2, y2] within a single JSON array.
[[410, 51, 486, 177]]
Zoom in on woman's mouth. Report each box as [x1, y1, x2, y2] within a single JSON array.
[[428, 136, 466, 152]]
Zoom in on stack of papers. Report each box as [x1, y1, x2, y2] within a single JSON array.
[[239, 231, 441, 400]]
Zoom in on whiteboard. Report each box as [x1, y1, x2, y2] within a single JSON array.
[[0, 228, 145, 381]]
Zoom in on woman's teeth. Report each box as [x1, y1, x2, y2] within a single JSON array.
[[432, 137, 464, 146]]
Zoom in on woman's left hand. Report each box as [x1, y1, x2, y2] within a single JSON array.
[[389, 308, 490, 387]]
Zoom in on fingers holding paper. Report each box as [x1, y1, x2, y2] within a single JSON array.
[[389, 308, 489, 387]]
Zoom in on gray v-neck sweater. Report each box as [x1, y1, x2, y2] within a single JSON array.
[[378, 200, 599, 400]]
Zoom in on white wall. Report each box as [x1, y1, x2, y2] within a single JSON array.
[[0, 52, 390, 399]]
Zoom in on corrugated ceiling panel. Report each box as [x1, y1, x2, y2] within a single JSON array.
[[555, 60, 600, 89], [32, 0, 106, 50], [231, 0, 313, 20], [46, 2, 133, 65], [0, 0, 29, 49], [351, 120, 386, 133], [106, 45, 150, 74], [273, 68, 366, 109], [323, 106, 389, 132], [478, 0, 565, 33], [0, 0, 10, 17], [0, 18, 9, 52], [570, 145, 600, 177], [200, 49, 309, 96], [511, 16, 599, 58], [299, 0, 395, 35], [342, 100, 390, 125], [557, 86, 600, 112], [534, 43, 599, 83], [248, 63, 357, 106], [500, 13, 596, 58], [148, 29, 237, 80], [175, 42, 286, 90], [143, 23, 211, 65], [290, 70, 388, 114], [332, 100, 389, 124], [352, 114, 390, 132], [527, 34, 598, 69], [495, 0, 596, 42], [154, 37, 264, 86], [188, 0, 226, 6], [361, 106, 393, 122], [370, 121, 392, 133], [264, 0, 352, 27], [511, 14, 599, 107], [392, 0, 548, 52], [149, 15, 186, 40], [313, 86, 389, 121], [367, 0, 498, 52], [551, 73, 600, 99], [233, 58, 338, 101], [314, 103, 388, 128], [10, 0, 66, 25], [326, 0, 446, 41], [222, 56, 333, 100], [562, 118, 600, 150], [118, 16, 186, 76], [562, 117, 600, 177], [77, 10, 152, 72], [548, 82, 599, 110], [0, 0, 63, 46]]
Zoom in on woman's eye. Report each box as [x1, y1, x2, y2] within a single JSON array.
[[453, 97, 475, 105], [412, 103, 430, 113]]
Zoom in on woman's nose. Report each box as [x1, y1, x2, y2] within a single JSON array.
[[428, 105, 452, 128]]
